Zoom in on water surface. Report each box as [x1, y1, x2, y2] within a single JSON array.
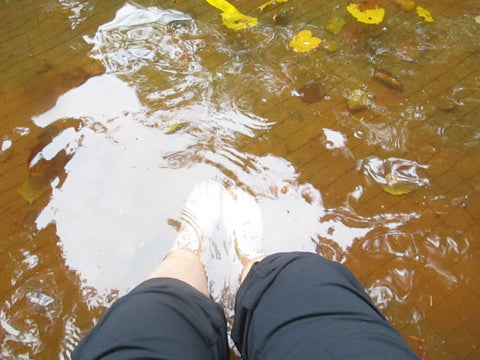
[[1, 0, 479, 358]]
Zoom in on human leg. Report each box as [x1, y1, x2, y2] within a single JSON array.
[[147, 249, 209, 297], [232, 252, 420, 360], [72, 182, 229, 360]]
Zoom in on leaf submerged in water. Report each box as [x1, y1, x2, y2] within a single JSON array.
[[17, 178, 50, 204], [362, 156, 429, 195], [165, 122, 182, 134], [416, 6, 433, 22], [346, 2, 385, 25], [382, 173, 413, 195], [373, 69, 404, 91], [326, 17, 346, 34], [345, 88, 372, 112], [289, 30, 322, 52], [297, 82, 324, 103], [396, 0, 415, 11], [205, 0, 258, 30]]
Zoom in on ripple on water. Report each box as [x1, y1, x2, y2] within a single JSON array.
[[29, 68, 376, 328], [1, 269, 63, 358]]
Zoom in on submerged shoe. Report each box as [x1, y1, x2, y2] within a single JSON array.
[[170, 181, 224, 256], [222, 186, 264, 267]]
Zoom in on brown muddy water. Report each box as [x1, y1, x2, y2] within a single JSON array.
[[1, 0, 480, 358]]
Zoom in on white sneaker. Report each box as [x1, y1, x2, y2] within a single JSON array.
[[222, 186, 264, 266], [171, 181, 224, 256]]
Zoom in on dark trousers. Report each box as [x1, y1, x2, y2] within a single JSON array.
[[72, 252, 419, 359]]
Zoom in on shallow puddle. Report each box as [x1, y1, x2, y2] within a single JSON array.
[[1, 0, 479, 358]]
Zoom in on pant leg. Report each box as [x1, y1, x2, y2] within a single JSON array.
[[231, 252, 420, 360], [72, 277, 229, 360]]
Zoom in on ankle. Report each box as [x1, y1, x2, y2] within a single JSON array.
[[166, 249, 200, 261], [240, 255, 267, 283]]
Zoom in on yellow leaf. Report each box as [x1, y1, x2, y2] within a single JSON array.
[[326, 17, 346, 34], [205, 0, 258, 30], [382, 173, 413, 195], [475, 16, 480, 24], [382, 184, 412, 195], [258, 0, 288, 12], [416, 6, 433, 22], [346, 89, 372, 112], [346, 3, 385, 25], [17, 178, 49, 204], [206, 0, 236, 13], [221, 11, 258, 30], [165, 123, 181, 134], [396, 0, 415, 11], [289, 30, 322, 53]]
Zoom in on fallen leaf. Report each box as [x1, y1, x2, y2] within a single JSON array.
[[436, 96, 456, 112], [358, 1, 379, 11], [396, 0, 415, 11], [416, 6, 433, 22], [363, 157, 429, 195], [346, 2, 385, 24], [206, 0, 237, 13], [326, 17, 346, 34], [382, 172, 413, 195], [373, 69, 404, 90], [258, 0, 288, 12], [346, 88, 372, 112], [289, 30, 322, 52], [221, 11, 258, 30], [165, 123, 182, 134], [270, 11, 291, 25], [206, 0, 258, 30], [17, 178, 50, 204], [297, 81, 325, 103], [341, 22, 361, 46]]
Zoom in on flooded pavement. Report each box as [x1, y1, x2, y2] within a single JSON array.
[[1, 0, 479, 358]]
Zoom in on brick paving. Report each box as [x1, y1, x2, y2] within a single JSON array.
[[1, 0, 479, 358]]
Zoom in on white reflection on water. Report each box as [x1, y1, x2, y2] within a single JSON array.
[[32, 72, 371, 299], [30, 3, 426, 309], [33, 74, 223, 292], [0, 268, 63, 357], [30, 3, 420, 309], [32, 74, 141, 128]]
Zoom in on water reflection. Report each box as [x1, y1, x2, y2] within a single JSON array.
[[84, 3, 213, 109], [1, 267, 63, 357], [30, 4, 319, 301], [361, 156, 430, 194], [31, 70, 374, 306], [2, 0, 479, 358]]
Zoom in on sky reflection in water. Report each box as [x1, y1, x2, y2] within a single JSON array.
[[32, 67, 373, 299], [29, 1, 437, 308]]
